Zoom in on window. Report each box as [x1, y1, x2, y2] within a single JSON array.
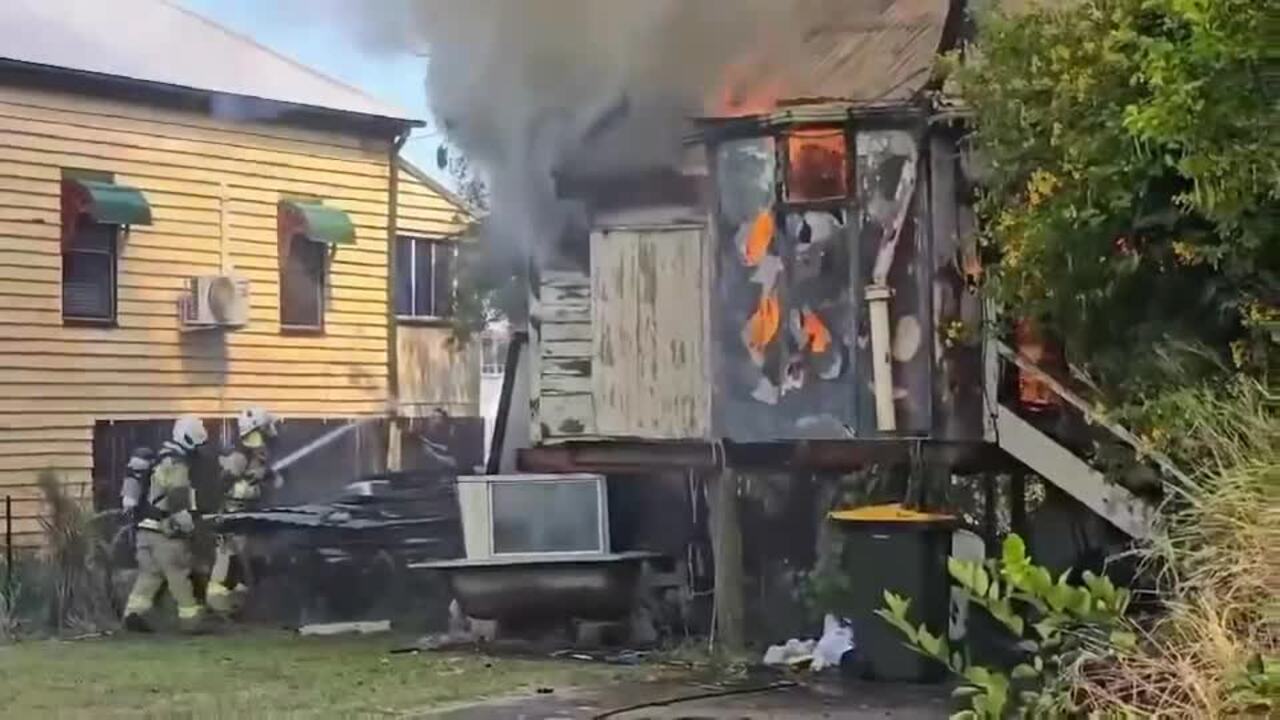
[[480, 332, 509, 376], [395, 235, 456, 319], [279, 236, 326, 330], [784, 128, 849, 202], [62, 222, 118, 324], [490, 477, 608, 555]]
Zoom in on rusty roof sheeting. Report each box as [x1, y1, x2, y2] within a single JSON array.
[[730, 0, 951, 108]]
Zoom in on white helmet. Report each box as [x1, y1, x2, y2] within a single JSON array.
[[172, 414, 208, 451], [126, 447, 155, 475], [237, 406, 279, 439]]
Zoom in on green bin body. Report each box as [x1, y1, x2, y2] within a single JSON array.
[[833, 512, 955, 682]]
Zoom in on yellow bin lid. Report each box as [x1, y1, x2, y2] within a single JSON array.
[[829, 503, 955, 524]]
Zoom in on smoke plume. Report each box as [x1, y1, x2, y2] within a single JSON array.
[[303, 1, 904, 263]]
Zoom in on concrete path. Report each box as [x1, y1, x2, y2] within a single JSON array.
[[428, 679, 951, 719]]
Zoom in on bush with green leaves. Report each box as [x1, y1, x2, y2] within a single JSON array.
[[877, 534, 1135, 719], [951, 0, 1278, 391]]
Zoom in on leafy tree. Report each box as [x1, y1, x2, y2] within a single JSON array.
[[433, 143, 527, 348], [950, 0, 1278, 392]]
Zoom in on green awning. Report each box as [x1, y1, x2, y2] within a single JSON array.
[[278, 200, 356, 246], [62, 177, 151, 226]]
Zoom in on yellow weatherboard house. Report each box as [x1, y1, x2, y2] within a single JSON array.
[[0, 0, 477, 544]]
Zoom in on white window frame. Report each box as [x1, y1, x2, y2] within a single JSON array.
[[480, 333, 509, 377], [456, 474, 610, 560], [395, 234, 457, 321]]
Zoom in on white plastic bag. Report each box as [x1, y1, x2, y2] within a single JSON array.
[[810, 614, 855, 671]]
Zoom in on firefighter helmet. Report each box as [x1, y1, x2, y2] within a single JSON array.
[[172, 415, 208, 451]]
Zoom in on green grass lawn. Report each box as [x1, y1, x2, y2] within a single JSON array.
[[0, 632, 640, 719]]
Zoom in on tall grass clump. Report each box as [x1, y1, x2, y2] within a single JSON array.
[[36, 471, 120, 634], [1073, 377, 1278, 716]]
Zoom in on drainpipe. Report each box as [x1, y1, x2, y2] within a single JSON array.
[[386, 130, 410, 470], [865, 284, 897, 432], [866, 150, 918, 433]]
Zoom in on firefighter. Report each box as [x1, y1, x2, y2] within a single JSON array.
[[118, 446, 154, 557], [122, 415, 208, 632], [207, 407, 279, 616], [119, 446, 155, 527]]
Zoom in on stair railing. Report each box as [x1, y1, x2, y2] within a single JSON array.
[[992, 340, 1195, 493]]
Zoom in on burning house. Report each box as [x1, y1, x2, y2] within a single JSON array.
[[185, 0, 1183, 665], [451, 0, 1176, 650]]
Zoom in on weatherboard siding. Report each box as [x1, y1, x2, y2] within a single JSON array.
[[392, 164, 478, 420], [0, 86, 463, 544], [396, 164, 470, 239], [532, 227, 712, 443]]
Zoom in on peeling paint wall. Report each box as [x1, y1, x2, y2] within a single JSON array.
[[531, 120, 987, 446], [536, 270, 596, 441], [851, 129, 933, 434], [709, 128, 865, 441], [534, 226, 713, 441], [592, 226, 710, 438]]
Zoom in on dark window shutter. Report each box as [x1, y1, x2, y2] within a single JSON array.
[[280, 237, 325, 329], [62, 223, 116, 322], [394, 235, 414, 316], [413, 238, 435, 317]]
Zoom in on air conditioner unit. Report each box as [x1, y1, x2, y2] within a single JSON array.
[[179, 274, 250, 330]]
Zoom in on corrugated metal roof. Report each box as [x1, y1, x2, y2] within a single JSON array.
[[0, 0, 414, 122], [730, 0, 951, 107]]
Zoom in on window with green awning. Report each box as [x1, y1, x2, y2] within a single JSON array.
[[277, 199, 356, 247], [60, 177, 152, 247]]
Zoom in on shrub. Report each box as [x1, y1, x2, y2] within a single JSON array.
[[878, 534, 1132, 718], [35, 471, 120, 634]]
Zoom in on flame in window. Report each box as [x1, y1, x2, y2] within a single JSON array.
[[744, 292, 780, 364], [786, 129, 848, 202], [801, 309, 832, 354], [742, 210, 774, 267]]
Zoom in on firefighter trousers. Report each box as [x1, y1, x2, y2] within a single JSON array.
[[124, 529, 203, 622], [207, 533, 252, 614]]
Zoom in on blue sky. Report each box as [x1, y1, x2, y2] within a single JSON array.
[[180, 0, 447, 179]]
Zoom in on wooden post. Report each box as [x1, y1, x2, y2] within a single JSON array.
[[386, 419, 402, 472], [709, 467, 745, 654], [1010, 473, 1028, 539], [983, 474, 999, 558]]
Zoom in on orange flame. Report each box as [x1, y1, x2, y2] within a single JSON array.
[[743, 210, 774, 266], [706, 60, 783, 118], [786, 129, 848, 201], [802, 310, 832, 354], [745, 292, 780, 363]]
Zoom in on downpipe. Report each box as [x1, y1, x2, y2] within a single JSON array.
[[865, 284, 897, 432]]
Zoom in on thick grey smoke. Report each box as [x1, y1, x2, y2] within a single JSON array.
[[301, 1, 894, 262], [347, 1, 794, 264]]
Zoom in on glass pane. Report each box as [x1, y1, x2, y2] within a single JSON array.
[[491, 479, 602, 554], [281, 239, 323, 327], [715, 136, 776, 227], [481, 336, 508, 375], [394, 236, 413, 316], [62, 250, 113, 320], [413, 238, 435, 316], [68, 223, 115, 252], [785, 129, 848, 202], [432, 243, 455, 318]]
